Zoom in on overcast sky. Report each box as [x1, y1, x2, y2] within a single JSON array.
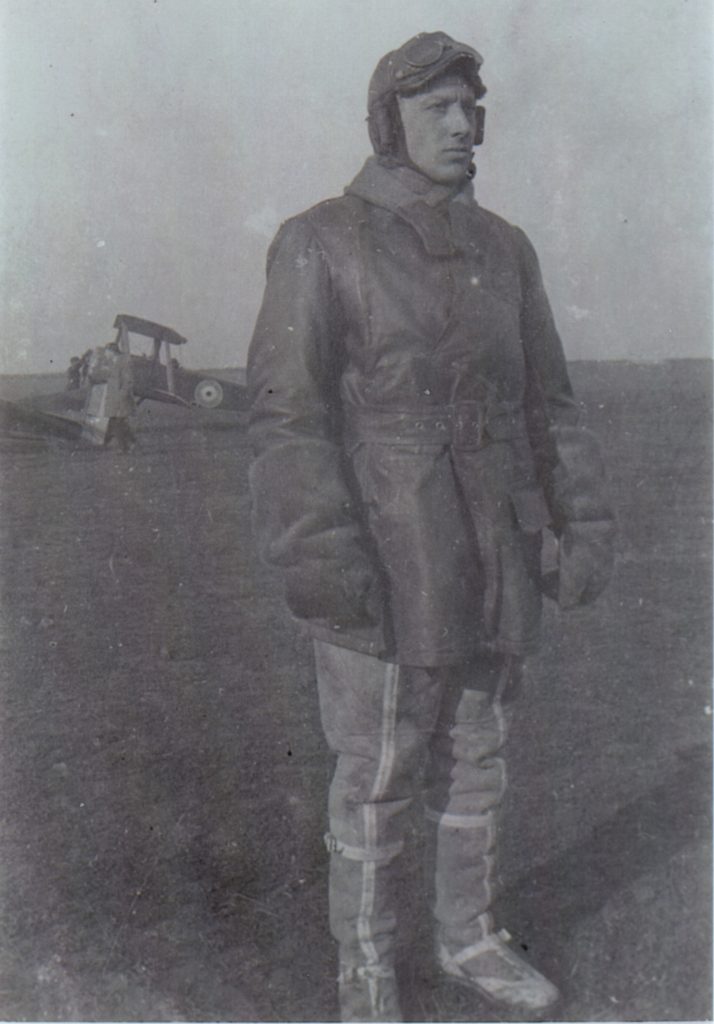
[[1, 0, 711, 373]]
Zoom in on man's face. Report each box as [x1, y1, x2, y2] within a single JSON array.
[[397, 73, 478, 185]]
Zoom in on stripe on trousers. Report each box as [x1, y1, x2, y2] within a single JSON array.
[[478, 700, 505, 909], [356, 661, 400, 968], [492, 697, 507, 796]]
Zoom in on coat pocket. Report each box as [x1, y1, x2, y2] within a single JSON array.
[[509, 486, 551, 534]]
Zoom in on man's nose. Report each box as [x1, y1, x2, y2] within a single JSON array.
[[446, 103, 473, 138]]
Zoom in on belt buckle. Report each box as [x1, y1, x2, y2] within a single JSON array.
[[454, 403, 487, 449]]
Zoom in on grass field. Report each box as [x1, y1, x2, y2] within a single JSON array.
[[0, 360, 710, 1022]]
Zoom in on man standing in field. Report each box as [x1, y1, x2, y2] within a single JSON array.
[[83, 338, 137, 451], [102, 340, 137, 452], [248, 31, 614, 1022]]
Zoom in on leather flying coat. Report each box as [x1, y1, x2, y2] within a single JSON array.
[[248, 158, 613, 665]]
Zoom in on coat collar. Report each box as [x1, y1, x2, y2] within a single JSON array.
[[345, 157, 476, 257]]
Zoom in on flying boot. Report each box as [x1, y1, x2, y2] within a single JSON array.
[[325, 834, 403, 1022], [425, 672, 561, 1020], [315, 643, 445, 1022]]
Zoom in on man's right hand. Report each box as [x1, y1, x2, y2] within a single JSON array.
[[284, 563, 382, 629]]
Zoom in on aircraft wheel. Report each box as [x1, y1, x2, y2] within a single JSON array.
[[194, 379, 224, 408]]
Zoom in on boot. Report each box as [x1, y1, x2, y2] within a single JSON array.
[[338, 962, 402, 1023], [437, 923, 560, 1020], [326, 838, 404, 1022], [425, 674, 561, 1018], [315, 642, 444, 1022], [428, 809, 560, 1019]]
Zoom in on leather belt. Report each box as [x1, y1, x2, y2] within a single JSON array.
[[345, 401, 527, 450]]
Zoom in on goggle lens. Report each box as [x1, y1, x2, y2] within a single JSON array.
[[401, 36, 480, 70], [402, 37, 447, 68]]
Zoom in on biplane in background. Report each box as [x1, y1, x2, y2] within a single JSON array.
[[0, 316, 247, 446], [107, 315, 246, 411]]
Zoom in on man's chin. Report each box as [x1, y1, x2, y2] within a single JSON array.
[[403, 154, 471, 186], [426, 155, 472, 184], [432, 168, 470, 186]]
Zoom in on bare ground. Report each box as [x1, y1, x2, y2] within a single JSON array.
[[0, 361, 710, 1022]]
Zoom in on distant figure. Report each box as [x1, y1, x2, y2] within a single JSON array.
[[66, 357, 82, 390], [78, 349, 93, 385], [102, 341, 136, 452]]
